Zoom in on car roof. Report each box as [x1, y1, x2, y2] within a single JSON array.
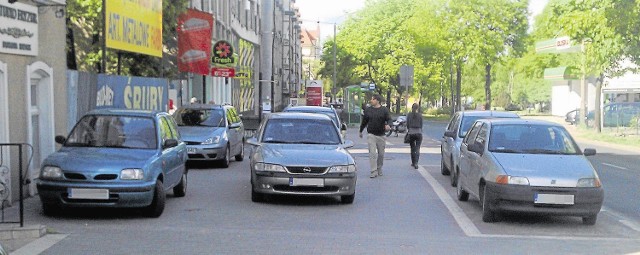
[[86, 108, 161, 117], [178, 104, 225, 110], [268, 112, 334, 121], [460, 110, 519, 118], [284, 106, 334, 113], [481, 118, 562, 127]]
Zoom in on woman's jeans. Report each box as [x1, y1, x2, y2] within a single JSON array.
[[409, 133, 423, 165]]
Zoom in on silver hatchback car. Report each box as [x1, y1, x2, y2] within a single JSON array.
[[441, 111, 519, 186], [247, 112, 357, 204], [173, 104, 245, 168], [456, 119, 603, 224]]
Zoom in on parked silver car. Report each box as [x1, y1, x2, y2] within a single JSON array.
[[247, 112, 357, 204], [283, 105, 348, 139], [441, 111, 519, 186], [456, 119, 603, 224], [173, 104, 245, 168]]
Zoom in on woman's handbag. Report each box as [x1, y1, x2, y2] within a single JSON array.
[[404, 133, 410, 144]]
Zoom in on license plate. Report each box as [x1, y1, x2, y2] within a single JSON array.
[[68, 188, 109, 200], [534, 193, 574, 205], [289, 178, 324, 187], [187, 147, 197, 154]]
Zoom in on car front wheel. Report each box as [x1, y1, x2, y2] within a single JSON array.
[[173, 172, 187, 197], [144, 180, 166, 218], [583, 214, 598, 225], [341, 193, 355, 204], [440, 154, 450, 175], [220, 145, 230, 168], [456, 178, 469, 201], [480, 184, 497, 222]]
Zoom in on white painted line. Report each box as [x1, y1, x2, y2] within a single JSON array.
[[416, 165, 482, 237], [418, 165, 640, 241], [602, 163, 628, 170], [601, 206, 640, 232], [12, 234, 68, 255]]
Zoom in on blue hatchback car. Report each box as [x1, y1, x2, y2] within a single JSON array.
[[36, 109, 188, 217]]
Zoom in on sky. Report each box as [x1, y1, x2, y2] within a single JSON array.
[[296, 0, 550, 41]]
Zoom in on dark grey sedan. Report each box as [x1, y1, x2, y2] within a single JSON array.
[[457, 119, 603, 225], [247, 112, 357, 204]]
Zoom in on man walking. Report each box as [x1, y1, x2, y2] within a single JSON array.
[[359, 94, 392, 178]]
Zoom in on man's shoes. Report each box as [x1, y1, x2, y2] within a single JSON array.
[[414, 164, 419, 169], [370, 172, 378, 178], [377, 171, 383, 176]]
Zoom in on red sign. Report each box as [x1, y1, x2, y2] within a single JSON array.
[[211, 67, 235, 77], [177, 9, 214, 75]]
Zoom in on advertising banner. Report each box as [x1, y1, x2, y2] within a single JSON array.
[[306, 80, 323, 106], [177, 9, 213, 75], [106, 0, 163, 57], [96, 74, 168, 112], [0, 0, 38, 56]]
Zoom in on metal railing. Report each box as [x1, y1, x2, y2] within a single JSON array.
[[0, 143, 32, 227]]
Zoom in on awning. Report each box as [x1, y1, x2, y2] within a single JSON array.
[[544, 66, 578, 80]]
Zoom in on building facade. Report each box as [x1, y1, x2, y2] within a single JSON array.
[[0, 0, 68, 203]]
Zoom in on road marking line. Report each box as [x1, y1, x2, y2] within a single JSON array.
[[12, 234, 68, 255], [602, 163, 628, 170], [601, 206, 640, 232], [416, 165, 481, 237], [418, 165, 640, 240]]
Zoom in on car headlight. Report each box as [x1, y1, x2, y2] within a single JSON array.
[[328, 165, 356, 173], [121, 169, 144, 180], [41, 166, 63, 179], [203, 136, 221, 145], [496, 175, 530, 185], [577, 178, 601, 188], [254, 163, 286, 172]]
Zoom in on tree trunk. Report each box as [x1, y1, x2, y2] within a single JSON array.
[[595, 74, 604, 133], [456, 62, 462, 112], [485, 63, 492, 110]]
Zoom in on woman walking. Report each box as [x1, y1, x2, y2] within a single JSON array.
[[406, 103, 423, 169]]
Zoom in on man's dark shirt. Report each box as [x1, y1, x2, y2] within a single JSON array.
[[359, 106, 392, 136]]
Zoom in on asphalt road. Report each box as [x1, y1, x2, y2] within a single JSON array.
[[6, 123, 640, 254]]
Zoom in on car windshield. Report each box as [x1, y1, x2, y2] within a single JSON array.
[[65, 115, 157, 149], [261, 118, 341, 145], [284, 109, 339, 128], [460, 115, 517, 137], [175, 108, 225, 127], [488, 124, 579, 155]]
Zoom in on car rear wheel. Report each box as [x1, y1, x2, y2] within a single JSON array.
[[440, 154, 450, 175], [583, 215, 597, 225], [235, 140, 245, 161], [220, 145, 230, 168], [173, 172, 187, 197], [450, 167, 458, 187], [456, 179, 469, 201], [480, 184, 497, 222], [144, 180, 165, 218], [341, 193, 355, 204]]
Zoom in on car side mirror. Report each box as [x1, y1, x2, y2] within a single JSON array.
[[342, 140, 354, 149], [55, 135, 66, 144], [444, 131, 456, 138], [163, 139, 178, 149], [229, 122, 241, 129], [468, 142, 484, 154], [583, 148, 596, 156], [247, 137, 260, 146]]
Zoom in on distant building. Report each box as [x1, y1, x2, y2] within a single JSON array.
[[301, 26, 321, 61]]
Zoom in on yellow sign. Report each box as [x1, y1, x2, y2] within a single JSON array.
[[106, 0, 163, 57]]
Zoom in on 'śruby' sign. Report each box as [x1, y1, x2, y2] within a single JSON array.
[[211, 68, 235, 77]]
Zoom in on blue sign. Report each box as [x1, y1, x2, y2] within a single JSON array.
[[96, 74, 169, 112]]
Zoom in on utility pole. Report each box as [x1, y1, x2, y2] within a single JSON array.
[[332, 23, 337, 102]]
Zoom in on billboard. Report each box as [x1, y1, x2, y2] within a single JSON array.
[[96, 74, 168, 112], [306, 80, 323, 106], [177, 9, 213, 75], [105, 0, 163, 57], [0, 0, 38, 56]]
